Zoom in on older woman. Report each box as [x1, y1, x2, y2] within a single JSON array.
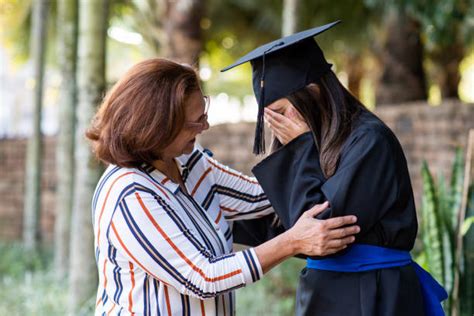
[[86, 58, 359, 316]]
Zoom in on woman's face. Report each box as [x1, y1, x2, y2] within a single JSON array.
[[162, 90, 210, 158]]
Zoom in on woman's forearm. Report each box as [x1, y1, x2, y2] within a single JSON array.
[[254, 231, 297, 274]]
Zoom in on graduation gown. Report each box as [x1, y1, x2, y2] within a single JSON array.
[[251, 111, 425, 316]]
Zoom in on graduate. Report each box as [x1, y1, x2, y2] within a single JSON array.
[[223, 21, 447, 316]]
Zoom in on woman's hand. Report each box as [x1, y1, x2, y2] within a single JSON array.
[[254, 201, 359, 274], [264, 108, 310, 145], [287, 201, 360, 256]]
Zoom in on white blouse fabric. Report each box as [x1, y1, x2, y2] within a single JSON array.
[[93, 146, 273, 315]]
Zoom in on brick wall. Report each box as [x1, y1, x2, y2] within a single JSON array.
[[1, 101, 473, 242]]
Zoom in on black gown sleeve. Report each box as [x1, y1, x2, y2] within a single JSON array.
[[231, 213, 285, 247], [252, 132, 326, 229], [319, 129, 400, 236], [252, 129, 402, 238]]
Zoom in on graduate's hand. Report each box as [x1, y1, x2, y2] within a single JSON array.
[[288, 201, 360, 256], [264, 108, 309, 145]]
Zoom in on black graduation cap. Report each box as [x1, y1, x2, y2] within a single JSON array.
[[221, 20, 341, 155]]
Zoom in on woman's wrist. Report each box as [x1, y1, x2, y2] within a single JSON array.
[[280, 229, 300, 256]]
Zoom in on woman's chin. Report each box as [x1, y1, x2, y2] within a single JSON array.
[[182, 139, 196, 154]]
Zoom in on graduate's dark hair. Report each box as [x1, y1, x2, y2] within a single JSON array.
[[271, 70, 367, 178]]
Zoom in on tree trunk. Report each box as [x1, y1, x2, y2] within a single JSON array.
[[23, 0, 48, 252], [431, 42, 464, 100], [68, 0, 108, 313], [282, 0, 300, 36], [161, 0, 204, 66], [345, 53, 364, 99], [376, 9, 427, 105], [54, 0, 78, 279]]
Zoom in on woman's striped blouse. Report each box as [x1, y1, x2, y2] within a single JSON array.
[[93, 146, 273, 315]]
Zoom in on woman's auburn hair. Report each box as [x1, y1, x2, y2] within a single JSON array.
[[86, 58, 200, 168]]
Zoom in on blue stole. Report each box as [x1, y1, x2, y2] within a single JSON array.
[[306, 244, 448, 316]]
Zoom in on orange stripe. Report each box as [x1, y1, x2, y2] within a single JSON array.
[[97, 172, 135, 245], [135, 192, 242, 282], [107, 303, 116, 315], [96, 297, 102, 307], [206, 158, 258, 184], [215, 209, 223, 224], [128, 262, 136, 314], [191, 167, 212, 196], [164, 285, 172, 316], [200, 300, 206, 316], [161, 177, 170, 184], [220, 205, 238, 213], [110, 222, 169, 285], [103, 258, 108, 290], [97, 171, 172, 247]]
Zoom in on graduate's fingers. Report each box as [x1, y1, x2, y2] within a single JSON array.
[[323, 214, 358, 229], [264, 108, 288, 124], [303, 201, 330, 218], [265, 109, 300, 131], [264, 112, 286, 131], [327, 225, 360, 239]]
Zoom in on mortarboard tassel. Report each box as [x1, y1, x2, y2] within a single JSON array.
[[253, 48, 267, 155], [253, 42, 284, 155]]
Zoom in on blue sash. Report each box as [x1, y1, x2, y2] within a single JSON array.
[[306, 244, 448, 316]]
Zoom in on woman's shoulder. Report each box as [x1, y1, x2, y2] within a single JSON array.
[[96, 164, 161, 197]]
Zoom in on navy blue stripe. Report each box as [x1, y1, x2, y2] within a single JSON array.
[[224, 204, 272, 220], [229, 292, 233, 315], [180, 190, 226, 255], [224, 227, 232, 240], [101, 288, 109, 305], [173, 193, 218, 256], [119, 202, 196, 290], [109, 246, 123, 303], [182, 151, 203, 182], [119, 183, 224, 264], [242, 250, 257, 282], [119, 200, 238, 298], [143, 275, 149, 316], [202, 185, 267, 210], [246, 249, 260, 280], [153, 279, 161, 316], [93, 166, 121, 212]]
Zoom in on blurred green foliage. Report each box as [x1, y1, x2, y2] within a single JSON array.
[[0, 242, 94, 316], [419, 149, 474, 315], [236, 257, 305, 315]]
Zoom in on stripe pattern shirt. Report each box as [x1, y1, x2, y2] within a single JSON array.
[[93, 146, 273, 315]]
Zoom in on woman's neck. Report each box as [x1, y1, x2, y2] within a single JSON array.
[[152, 157, 186, 191], [153, 157, 175, 176]]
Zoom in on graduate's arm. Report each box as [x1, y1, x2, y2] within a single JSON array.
[[319, 130, 399, 235]]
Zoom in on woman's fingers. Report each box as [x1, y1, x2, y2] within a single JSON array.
[[323, 214, 358, 229], [327, 225, 360, 239], [304, 201, 330, 218], [325, 236, 356, 250]]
